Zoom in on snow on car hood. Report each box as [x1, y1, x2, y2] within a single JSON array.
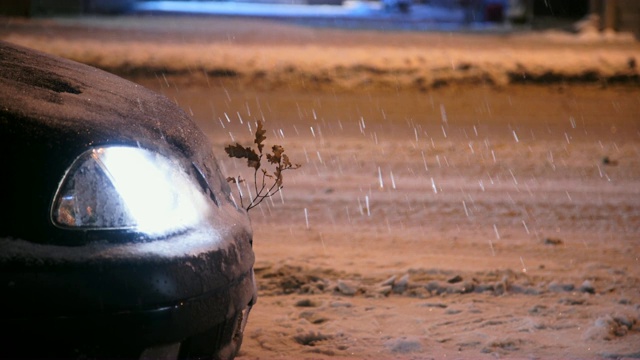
[[0, 41, 242, 245]]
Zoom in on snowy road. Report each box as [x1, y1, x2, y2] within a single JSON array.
[[2, 13, 638, 358], [136, 81, 640, 359]]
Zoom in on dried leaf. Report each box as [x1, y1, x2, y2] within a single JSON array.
[[268, 145, 284, 165], [225, 143, 261, 170], [248, 158, 260, 170], [272, 145, 284, 158], [226, 176, 245, 184], [224, 121, 301, 212], [254, 120, 267, 154], [225, 143, 253, 159], [282, 154, 292, 168]]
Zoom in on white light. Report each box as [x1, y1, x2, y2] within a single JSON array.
[[54, 146, 210, 237], [96, 147, 208, 235]]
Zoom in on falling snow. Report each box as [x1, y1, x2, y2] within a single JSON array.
[[5, 15, 640, 360]]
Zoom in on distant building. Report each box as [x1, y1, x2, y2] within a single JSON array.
[[589, 0, 640, 38]]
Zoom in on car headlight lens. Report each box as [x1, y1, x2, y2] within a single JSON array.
[[52, 146, 210, 237]]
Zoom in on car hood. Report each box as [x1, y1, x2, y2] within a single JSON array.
[[0, 41, 234, 244], [0, 40, 208, 158]]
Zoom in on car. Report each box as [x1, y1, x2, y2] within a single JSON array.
[[0, 40, 257, 360], [381, 0, 412, 14]]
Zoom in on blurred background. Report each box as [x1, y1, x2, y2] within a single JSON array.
[[1, 0, 638, 38]]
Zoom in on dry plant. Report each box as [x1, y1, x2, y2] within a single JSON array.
[[225, 120, 301, 211]]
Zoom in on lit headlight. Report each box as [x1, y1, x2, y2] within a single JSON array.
[[52, 146, 210, 237]]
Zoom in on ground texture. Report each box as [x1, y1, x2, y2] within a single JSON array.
[[2, 14, 639, 359]]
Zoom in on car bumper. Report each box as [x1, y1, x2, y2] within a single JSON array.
[[0, 226, 257, 357], [3, 269, 256, 358]]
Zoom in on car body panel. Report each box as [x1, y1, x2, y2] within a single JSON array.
[[0, 40, 236, 244], [0, 41, 256, 358]]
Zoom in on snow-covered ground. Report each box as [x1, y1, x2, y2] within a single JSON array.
[[1, 13, 637, 92], [149, 82, 640, 360]]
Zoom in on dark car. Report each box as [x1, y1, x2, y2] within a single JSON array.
[[0, 41, 257, 359]]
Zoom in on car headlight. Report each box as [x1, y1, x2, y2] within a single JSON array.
[[51, 146, 211, 237]]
